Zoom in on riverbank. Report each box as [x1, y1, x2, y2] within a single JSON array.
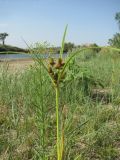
[[0, 58, 34, 72]]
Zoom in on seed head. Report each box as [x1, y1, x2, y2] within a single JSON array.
[[55, 58, 65, 69], [54, 80, 57, 85], [58, 58, 63, 64], [54, 72, 58, 81], [48, 66, 53, 74], [61, 62, 65, 67], [49, 58, 55, 66], [55, 63, 61, 69]]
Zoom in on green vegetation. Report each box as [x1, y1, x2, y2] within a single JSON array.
[[0, 44, 27, 54], [108, 33, 120, 49], [29, 41, 75, 54], [29, 41, 60, 54], [0, 44, 120, 159], [108, 12, 120, 48], [115, 12, 120, 30], [63, 42, 75, 53], [0, 51, 27, 54]]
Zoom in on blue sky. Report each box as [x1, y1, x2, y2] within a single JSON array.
[[0, 0, 120, 48]]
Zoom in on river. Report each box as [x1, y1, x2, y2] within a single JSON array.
[[0, 53, 68, 60]]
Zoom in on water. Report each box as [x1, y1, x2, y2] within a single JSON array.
[[0, 53, 68, 60]]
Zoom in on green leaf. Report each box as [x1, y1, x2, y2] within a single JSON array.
[[60, 25, 68, 58]]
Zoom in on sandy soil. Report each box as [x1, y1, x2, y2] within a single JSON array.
[[0, 59, 34, 72]]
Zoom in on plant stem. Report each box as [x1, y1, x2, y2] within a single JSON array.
[[55, 85, 60, 160], [40, 64, 45, 159]]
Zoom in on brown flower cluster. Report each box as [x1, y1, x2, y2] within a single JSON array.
[[48, 58, 66, 85]]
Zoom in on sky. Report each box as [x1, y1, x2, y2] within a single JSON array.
[[0, 0, 120, 48]]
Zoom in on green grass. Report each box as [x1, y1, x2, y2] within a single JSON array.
[[0, 49, 120, 159]]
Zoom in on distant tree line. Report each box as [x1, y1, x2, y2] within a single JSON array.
[[108, 12, 120, 48], [38, 42, 100, 54], [0, 44, 28, 53]]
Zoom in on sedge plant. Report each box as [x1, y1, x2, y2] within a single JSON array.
[[31, 25, 68, 160]]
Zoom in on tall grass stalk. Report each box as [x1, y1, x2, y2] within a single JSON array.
[[30, 25, 68, 160], [55, 86, 60, 159]]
